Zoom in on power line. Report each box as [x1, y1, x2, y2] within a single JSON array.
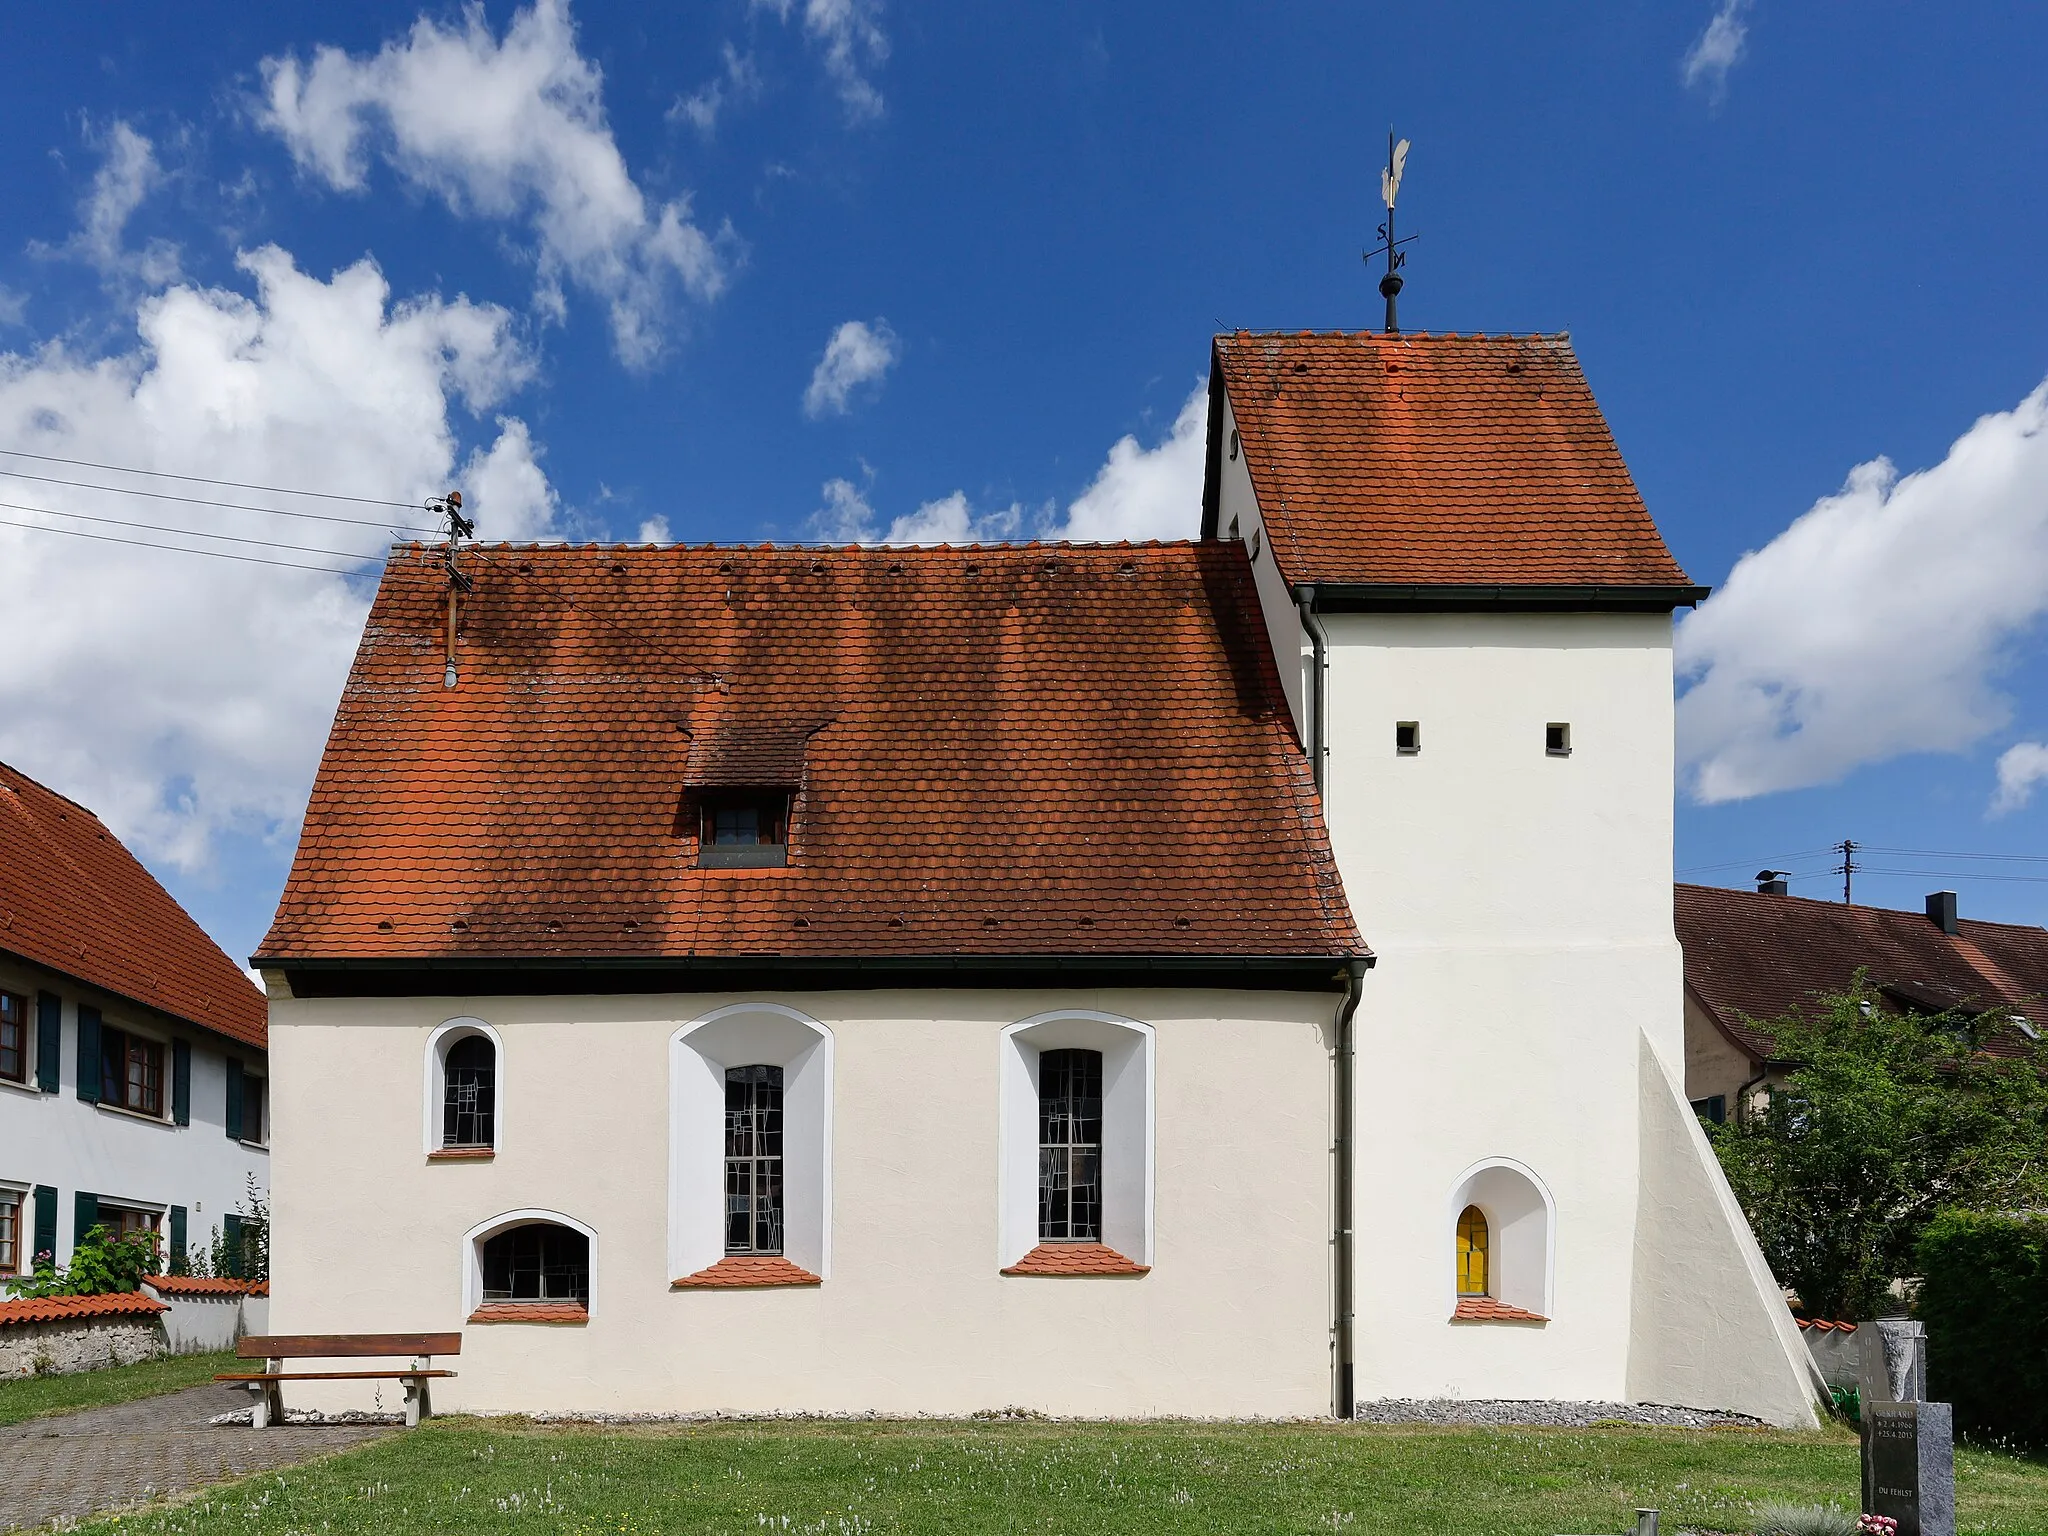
[[0, 513, 378, 575], [0, 445, 426, 510], [0, 499, 387, 562], [1859, 846, 2048, 865], [1676, 848, 1840, 876], [0, 465, 437, 534]]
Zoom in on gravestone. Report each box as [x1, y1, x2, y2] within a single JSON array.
[[1858, 1320, 1955, 1536]]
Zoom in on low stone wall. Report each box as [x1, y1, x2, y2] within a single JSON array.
[[0, 1315, 165, 1378]]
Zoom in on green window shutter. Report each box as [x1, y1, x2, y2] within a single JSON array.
[[75, 1005, 100, 1103], [224, 1058, 243, 1141], [171, 1039, 191, 1125], [35, 992, 60, 1093], [73, 1191, 99, 1251], [223, 1213, 244, 1280], [31, 1186, 57, 1265], [169, 1205, 188, 1269]]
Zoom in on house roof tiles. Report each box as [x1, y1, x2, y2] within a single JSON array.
[[0, 759, 266, 1048], [0, 1291, 168, 1328], [257, 542, 1363, 969], [1210, 331, 1696, 592], [1676, 883, 2048, 1061]]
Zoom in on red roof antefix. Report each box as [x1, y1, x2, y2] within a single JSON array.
[[257, 543, 1363, 965], [142, 1274, 264, 1298], [0, 1291, 169, 1328], [673, 1255, 822, 1288], [467, 1302, 588, 1324], [1676, 883, 2048, 1062], [1001, 1243, 1149, 1277], [1797, 1319, 1858, 1334], [0, 760, 265, 1049], [1211, 331, 1696, 591], [1451, 1296, 1546, 1323]]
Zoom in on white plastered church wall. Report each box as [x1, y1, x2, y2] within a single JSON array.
[[1305, 609, 1817, 1424], [266, 987, 1336, 1418], [1213, 393, 1309, 735]]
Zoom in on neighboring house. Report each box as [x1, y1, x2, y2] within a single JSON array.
[[0, 761, 269, 1283], [1677, 881, 2048, 1121], [255, 329, 1819, 1426]]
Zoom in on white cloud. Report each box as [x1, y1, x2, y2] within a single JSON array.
[[671, 44, 761, 138], [260, 0, 733, 368], [1992, 742, 2048, 816], [1682, 0, 1752, 103], [802, 318, 898, 418], [636, 514, 672, 544], [31, 121, 181, 288], [0, 246, 554, 874], [0, 288, 24, 328], [1676, 378, 2048, 803], [805, 381, 1207, 546], [754, 0, 888, 122]]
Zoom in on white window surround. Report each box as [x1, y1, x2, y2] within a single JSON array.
[[1447, 1157, 1555, 1318], [461, 1208, 599, 1318], [422, 1018, 505, 1155], [669, 1004, 834, 1283], [998, 1010, 1154, 1269]]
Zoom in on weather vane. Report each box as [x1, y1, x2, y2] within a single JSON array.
[[1362, 129, 1415, 334]]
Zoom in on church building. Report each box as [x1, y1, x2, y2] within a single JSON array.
[[255, 329, 1821, 1425]]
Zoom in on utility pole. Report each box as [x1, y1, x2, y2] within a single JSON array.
[[1836, 839, 1857, 905]]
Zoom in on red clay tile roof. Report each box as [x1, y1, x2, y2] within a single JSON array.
[[257, 542, 1362, 967], [1210, 332, 1696, 592], [0, 760, 266, 1048], [142, 1275, 263, 1298], [0, 1291, 168, 1327], [467, 1302, 587, 1324], [672, 1256, 822, 1288], [1677, 883, 2048, 1061], [1000, 1243, 1149, 1277], [1451, 1296, 1546, 1323]]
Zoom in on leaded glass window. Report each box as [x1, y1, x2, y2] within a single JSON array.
[[443, 1035, 495, 1147], [480, 1223, 588, 1304], [724, 1065, 784, 1255], [1038, 1048, 1102, 1242], [1456, 1204, 1490, 1297]]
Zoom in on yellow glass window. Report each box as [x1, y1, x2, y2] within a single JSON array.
[[1456, 1205, 1490, 1297]]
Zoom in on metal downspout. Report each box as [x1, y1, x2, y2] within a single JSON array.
[[1333, 958, 1367, 1418], [1294, 585, 1329, 792]]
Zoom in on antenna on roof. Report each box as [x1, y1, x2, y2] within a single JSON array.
[[1362, 129, 1416, 334], [426, 490, 471, 688]]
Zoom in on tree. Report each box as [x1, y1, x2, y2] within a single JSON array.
[[1707, 982, 2048, 1321]]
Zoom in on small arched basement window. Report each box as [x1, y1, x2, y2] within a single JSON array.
[[480, 1222, 588, 1306], [1456, 1205, 1489, 1297], [444, 1035, 496, 1148]]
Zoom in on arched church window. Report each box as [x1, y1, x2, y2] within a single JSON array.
[[1456, 1204, 1490, 1297], [443, 1034, 496, 1148], [725, 1065, 784, 1255], [1038, 1048, 1103, 1242]]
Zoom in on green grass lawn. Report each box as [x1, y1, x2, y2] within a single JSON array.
[[68, 1418, 2048, 1536], [0, 1349, 234, 1426]]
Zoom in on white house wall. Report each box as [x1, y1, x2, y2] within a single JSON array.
[[1213, 393, 1309, 737], [266, 986, 1338, 1419], [0, 953, 269, 1271]]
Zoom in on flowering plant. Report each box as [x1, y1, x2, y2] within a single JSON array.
[[1858, 1516, 1898, 1535]]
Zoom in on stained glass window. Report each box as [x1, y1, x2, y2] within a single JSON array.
[[1456, 1204, 1489, 1297], [1038, 1048, 1103, 1242], [443, 1035, 496, 1147], [481, 1223, 588, 1304], [725, 1065, 784, 1255]]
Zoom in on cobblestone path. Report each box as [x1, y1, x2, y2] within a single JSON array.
[[0, 1381, 392, 1531]]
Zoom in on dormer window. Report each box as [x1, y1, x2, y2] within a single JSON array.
[[697, 792, 790, 868]]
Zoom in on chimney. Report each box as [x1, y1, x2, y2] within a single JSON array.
[[1755, 870, 1790, 896], [1926, 890, 1959, 935]]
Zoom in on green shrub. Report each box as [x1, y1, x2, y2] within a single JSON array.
[[1752, 1502, 1858, 1536], [6, 1224, 160, 1298], [1916, 1208, 2048, 1449]]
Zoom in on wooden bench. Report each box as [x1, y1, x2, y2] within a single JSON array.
[[216, 1333, 461, 1428]]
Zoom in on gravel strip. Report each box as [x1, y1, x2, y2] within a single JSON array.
[[1351, 1399, 1768, 1428]]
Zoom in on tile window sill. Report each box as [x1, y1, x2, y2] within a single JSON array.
[[1451, 1296, 1547, 1324], [672, 1256, 821, 1289], [1001, 1243, 1149, 1278], [428, 1146, 494, 1161], [468, 1302, 587, 1325], [0, 1076, 45, 1099]]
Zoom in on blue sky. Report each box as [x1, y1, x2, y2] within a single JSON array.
[[1, 0, 2046, 964]]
